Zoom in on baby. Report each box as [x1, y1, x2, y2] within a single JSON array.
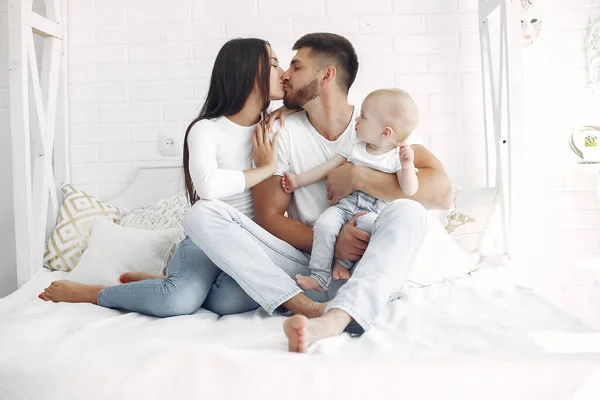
[[281, 88, 420, 292]]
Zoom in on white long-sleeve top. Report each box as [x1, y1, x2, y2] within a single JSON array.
[[187, 116, 256, 219]]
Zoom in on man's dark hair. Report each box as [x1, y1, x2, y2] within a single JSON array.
[[293, 33, 359, 94]]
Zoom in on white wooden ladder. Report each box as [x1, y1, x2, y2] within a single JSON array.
[[8, 0, 69, 287]]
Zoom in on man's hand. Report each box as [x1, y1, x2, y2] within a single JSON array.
[[334, 213, 371, 261], [326, 162, 355, 205]]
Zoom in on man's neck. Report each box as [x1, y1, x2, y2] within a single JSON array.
[[303, 93, 354, 141]]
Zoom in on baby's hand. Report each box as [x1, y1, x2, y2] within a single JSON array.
[[399, 145, 414, 167], [281, 171, 299, 194]]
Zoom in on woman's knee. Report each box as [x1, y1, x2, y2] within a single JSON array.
[[152, 281, 204, 317], [203, 273, 259, 316]]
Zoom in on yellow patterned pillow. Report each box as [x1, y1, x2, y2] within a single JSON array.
[[44, 184, 123, 271]]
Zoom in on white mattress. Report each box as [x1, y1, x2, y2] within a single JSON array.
[[2, 265, 600, 400]]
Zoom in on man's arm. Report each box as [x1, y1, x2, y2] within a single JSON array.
[[326, 144, 453, 210], [252, 175, 314, 252]]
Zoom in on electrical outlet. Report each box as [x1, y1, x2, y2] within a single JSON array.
[[158, 132, 180, 157]]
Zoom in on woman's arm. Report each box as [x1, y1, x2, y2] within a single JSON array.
[[188, 121, 278, 200]]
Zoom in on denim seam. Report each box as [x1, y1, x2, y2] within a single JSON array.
[[336, 259, 353, 270], [310, 273, 329, 291], [266, 287, 303, 314], [239, 220, 309, 266]]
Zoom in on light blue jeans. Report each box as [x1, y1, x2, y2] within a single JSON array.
[[97, 236, 263, 317], [309, 191, 386, 290], [98, 198, 428, 332]]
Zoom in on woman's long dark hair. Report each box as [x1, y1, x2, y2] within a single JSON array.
[[183, 38, 271, 205]]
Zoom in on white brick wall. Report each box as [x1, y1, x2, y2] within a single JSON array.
[[0, 0, 579, 259]]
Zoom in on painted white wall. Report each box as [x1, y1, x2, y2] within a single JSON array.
[[0, 0, 17, 297]]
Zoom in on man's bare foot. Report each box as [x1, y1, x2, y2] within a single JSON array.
[[282, 293, 329, 318], [295, 274, 325, 292], [283, 309, 352, 353], [284, 315, 311, 352], [332, 263, 350, 280], [38, 280, 105, 304], [119, 271, 165, 283]]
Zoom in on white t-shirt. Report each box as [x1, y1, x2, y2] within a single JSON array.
[[274, 108, 421, 227], [340, 142, 401, 174], [187, 116, 255, 219]]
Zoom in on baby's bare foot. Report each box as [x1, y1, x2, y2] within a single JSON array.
[[332, 263, 350, 280], [38, 280, 104, 304], [295, 274, 325, 292], [119, 271, 165, 283]]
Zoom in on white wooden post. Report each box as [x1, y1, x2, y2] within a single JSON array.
[[8, 0, 68, 287], [478, 0, 523, 257]]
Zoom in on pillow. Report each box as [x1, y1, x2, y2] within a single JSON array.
[[407, 213, 478, 287], [119, 191, 189, 274], [68, 219, 179, 287], [445, 186, 500, 259], [44, 184, 123, 272]]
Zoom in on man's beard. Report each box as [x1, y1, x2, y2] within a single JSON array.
[[283, 78, 320, 110]]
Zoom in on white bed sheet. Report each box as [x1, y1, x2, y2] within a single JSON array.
[[2, 265, 600, 400]]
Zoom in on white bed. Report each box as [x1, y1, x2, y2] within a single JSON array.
[[2, 253, 600, 399]]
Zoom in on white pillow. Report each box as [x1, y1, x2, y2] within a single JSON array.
[[68, 219, 179, 287], [445, 186, 500, 259], [120, 191, 189, 274], [406, 213, 478, 287]]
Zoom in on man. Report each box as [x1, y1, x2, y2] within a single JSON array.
[[252, 33, 453, 352]]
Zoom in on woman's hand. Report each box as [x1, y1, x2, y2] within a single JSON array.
[[252, 123, 279, 171], [265, 106, 301, 132]]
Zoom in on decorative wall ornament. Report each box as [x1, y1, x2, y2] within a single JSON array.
[[587, 17, 600, 87], [520, 0, 543, 46]]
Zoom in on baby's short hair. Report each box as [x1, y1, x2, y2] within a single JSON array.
[[366, 88, 419, 143]]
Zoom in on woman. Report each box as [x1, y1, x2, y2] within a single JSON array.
[[39, 38, 326, 318]]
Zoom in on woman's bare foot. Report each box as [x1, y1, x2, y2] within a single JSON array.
[[119, 271, 165, 283], [332, 263, 350, 280], [283, 309, 352, 353], [38, 280, 105, 304], [295, 274, 325, 292]]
